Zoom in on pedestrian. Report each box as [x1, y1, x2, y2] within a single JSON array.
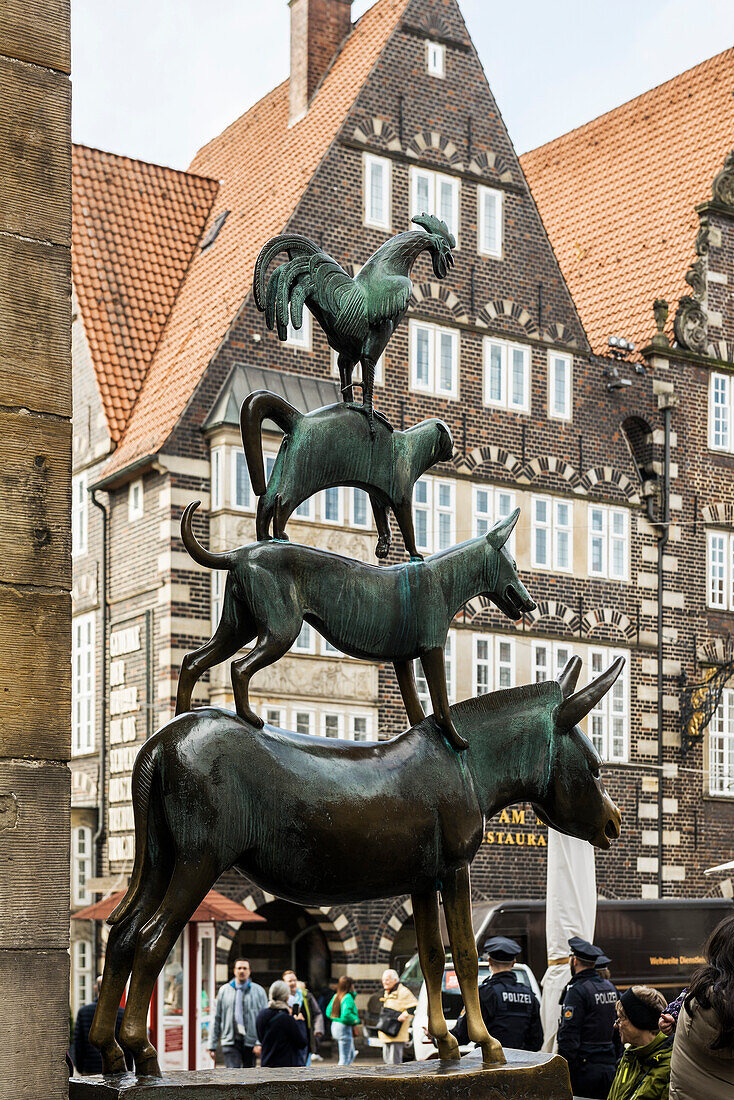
[[669, 914, 734, 1099], [282, 968, 324, 1066], [556, 937, 620, 1099], [256, 980, 309, 1068], [327, 975, 360, 1065], [450, 936, 542, 1051], [607, 986, 672, 1100], [71, 976, 132, 1075], [208, 958, 268, 1068], [378, 968, 417, 1065]]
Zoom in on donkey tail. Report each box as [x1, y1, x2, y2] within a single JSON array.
[[240, 390, 301, 496], [107, 739, 160, 926], [180, 502, 233, 570]]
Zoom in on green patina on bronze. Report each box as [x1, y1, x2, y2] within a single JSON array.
[[252, 214, 456, 430], [89, 657, 622, 1078], [175, 503, 535, 749], [240, 394, 453, 559]]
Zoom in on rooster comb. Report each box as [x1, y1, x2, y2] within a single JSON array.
[[411, 213, 456, 249]]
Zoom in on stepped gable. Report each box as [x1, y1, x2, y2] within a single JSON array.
[[520, 47, 734, 358], [71, 145, 218, 441], [102, 0, 411, 476]]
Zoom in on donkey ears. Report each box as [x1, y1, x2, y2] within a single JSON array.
[[558, 656, 625, 730], [558, 655, 582, 698], [487, 507, 520, 550]]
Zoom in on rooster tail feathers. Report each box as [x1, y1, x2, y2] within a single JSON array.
[[290, 281, 308, 330], [240, 391, 301, 496], [253, 234, 321, 310], [276, 257, 311, 336]]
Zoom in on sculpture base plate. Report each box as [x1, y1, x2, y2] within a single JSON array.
[[70, 1049, 571, 1098]]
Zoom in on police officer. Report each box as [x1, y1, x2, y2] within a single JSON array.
[[557, 937, 621, 1099], [451, 937, 542, 1051]]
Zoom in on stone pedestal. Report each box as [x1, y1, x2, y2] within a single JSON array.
[[70, 1049, 571, 1099]]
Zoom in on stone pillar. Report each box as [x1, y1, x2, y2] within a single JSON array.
[[0, 3, 72, 1098]]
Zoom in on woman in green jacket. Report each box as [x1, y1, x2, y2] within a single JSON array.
[[327, 976, 360, 1066], [608, 987, 673, 1100]]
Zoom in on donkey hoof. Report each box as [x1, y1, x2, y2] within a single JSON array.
[[375, 537, 391, 559], [100, 1045, 127, 1076], [134, 1052, 162, 1078], [480, 1040, 506, 1066], [436, 1033, 460, 1061]]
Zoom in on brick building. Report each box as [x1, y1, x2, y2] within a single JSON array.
[[69, 0, 734, 1020]]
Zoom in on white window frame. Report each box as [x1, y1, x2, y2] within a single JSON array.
[[128, 478, 144, 521], [321, 712, 344, 739], [231, 448, 254, 512], [415, 630, 456, 713], [587, 646, 629, 763], [211, 570, 223, 632], [72, 472, 88, 556], [709, 688, 734, 796], [211, 446, 225, 511], [532, 640, 573, 683], [320, 486, 343, 526], [409, 320, 459, 399], [548, 350, 572, 421], [73, 939, 94, 1016], [426, 40, 445, 77], [286, 306, 312, 350], [363, 153, 392, 230], [588, 504, 629, 582], [321, 636, 344, 658], [72, 612, 95, 755], [330, 348, 384, 387], [293, 708, 315, 737], [409, 166, 460, 245], [265, 706, 283, 727], [531, 495, 573, 573], [472, 485, 517, 544], [350, 487, 371, 529], [292, 622, 316, 655], [483, 338, 530, 413], [413, 476, 456, 554], [350, 714, 372, 742], [709, 372, 733, 452], [707, 530, 734, 610], [478, 186, 503, 259], [71, 825, 93, 907], [473, 633, 516, 696]]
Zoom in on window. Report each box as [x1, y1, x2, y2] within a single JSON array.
[[426, 40, 445, 76], [71, 825, 93, 907], [587, 647, 629, 763], [410, 320, 459, 398], [293, 623, 316, 654], [322, 712, 343, 739], [478, 187, 503, 258], [364, 154, 391, 230], [472, 485, 516, 543], [707, 531, 734, 609], [410, 167, 459, 243], [351, 489, 370, 528], [321, 637, 344, 658], [589, 505, 629, 581], [330, 349, 384, 387], [473, 634, 516, 695], [265, 707, 282, 727], [415, 631, 456, 713], [232, 450, 254, 511], [286, 307, 312, 350], [73, 940, 94, 1014], [321, 486, 342, 525], [351, 715, 371, 741], [211, 571, 223, 632], [532, 496, 573, 572], [72, 613, 95, 755], [72, 472, 87, 556], [211, 446, 225, 510], [128, 478, 143, 521], [548, 351, 572, 420], [709, 690, 734, 796], [710, 373, 733, 452], [483, 338, 530, 412], [413, 477, 455, 554], [294, 710, 314, 736], [532, 641, 572, 683]]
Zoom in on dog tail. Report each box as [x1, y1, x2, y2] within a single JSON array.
[[181, 501, 232, 569], [240, 390, 301, 495]]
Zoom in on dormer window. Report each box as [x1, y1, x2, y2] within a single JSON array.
[[426, 41, 445, 77]]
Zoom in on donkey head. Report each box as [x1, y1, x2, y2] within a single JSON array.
[[533, 656, 623, 850], [485, 509, 536, 620]]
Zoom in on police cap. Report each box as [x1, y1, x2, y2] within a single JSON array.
[[568, 937, 603, 964], [595, 953, 612, 968], [485, 936, 521, 961]]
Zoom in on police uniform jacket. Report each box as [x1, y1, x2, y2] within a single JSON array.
[[452, 971, 542, 1051], [557, 968, 621, 1067]]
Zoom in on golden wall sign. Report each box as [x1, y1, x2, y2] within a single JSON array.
[[483, 808, 547, 848]]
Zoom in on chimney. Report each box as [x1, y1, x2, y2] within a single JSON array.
[[289, 0, 353, 124]]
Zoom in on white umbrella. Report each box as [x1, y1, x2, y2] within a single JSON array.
[[704, 860, 734, 875]]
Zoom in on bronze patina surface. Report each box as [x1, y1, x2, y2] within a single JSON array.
[[89, 659, 621, 1077], [70, 1048, 572, 1099]]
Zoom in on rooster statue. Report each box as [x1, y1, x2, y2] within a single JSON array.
[[252, 214, 456, 432]]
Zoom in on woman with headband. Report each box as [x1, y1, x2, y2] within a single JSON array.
[[607, 986, 672, 1100]]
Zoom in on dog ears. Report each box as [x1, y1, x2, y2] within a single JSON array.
[[486, 507, 520, 550]]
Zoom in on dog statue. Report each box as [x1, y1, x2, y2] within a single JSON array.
[[239, 391, 454, 560], [176, 503, 535, 751]]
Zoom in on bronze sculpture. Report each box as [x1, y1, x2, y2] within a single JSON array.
[[175, 501, 534, 750], [253, 215, 456, 431], [239, 392, 453, 559], [90, 656, 622, 1077]]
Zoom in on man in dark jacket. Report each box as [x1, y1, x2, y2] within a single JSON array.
[[557, 937, 621, 1099], [452, 937, 543, 1051], [72, 977, 132, 1075]]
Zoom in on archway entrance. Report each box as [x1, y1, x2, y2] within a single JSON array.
[[229, 899, 332, 995]]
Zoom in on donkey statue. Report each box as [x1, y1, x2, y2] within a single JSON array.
[[90, 655, 622, 1076]]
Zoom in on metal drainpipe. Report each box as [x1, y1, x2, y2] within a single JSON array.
[[91, 489, 109, 970], [656, 404, 672, 898]]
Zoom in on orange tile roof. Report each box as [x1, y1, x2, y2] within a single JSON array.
[[102, 0, 411, 475], [72, 146, 219, 441], [520, 48, 734, 358]]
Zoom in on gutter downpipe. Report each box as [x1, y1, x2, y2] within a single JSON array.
[[91, 488, 109, 972]]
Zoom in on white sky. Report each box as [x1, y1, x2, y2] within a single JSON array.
[[72, 0, 734, 171]]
